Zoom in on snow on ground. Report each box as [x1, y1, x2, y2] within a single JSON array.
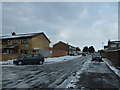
[[0, 55, 82, 65], [65, 59, 114, 88], [0, 59, 14, 65], [45, 55, 81, 63], [65, 58, 120, 89], [2, 55, 87, 88], [103, 58, 120, 78], [57, 58, 91, 88]]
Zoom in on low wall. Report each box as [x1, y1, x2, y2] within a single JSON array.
[[1, 53, 21, 61], [101, 50, 120, 66], [38, 49, 51, 58], [52, 50, 68, 57], [106, 51, 120, 66]]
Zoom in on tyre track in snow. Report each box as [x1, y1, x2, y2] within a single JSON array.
[[2, 56, 90, 88]]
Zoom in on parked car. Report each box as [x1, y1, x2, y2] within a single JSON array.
[[91, 52, 102, 62], [82, 53, 86, 56], [13, 53, 45, 65]]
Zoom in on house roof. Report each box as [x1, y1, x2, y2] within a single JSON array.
[[53, 41, 69, 46], [3, 45, 18, 49], [53, 41, 77, 48], [109, 41, 120, 44], [0, 32, 51, 43], [104, 49, 120, 52], [104, 46, 108, 48]]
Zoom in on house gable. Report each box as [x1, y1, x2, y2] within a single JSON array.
[[31, 34, 50, 50], [53, 41, 69, 51]]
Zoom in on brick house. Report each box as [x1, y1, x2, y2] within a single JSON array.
[[52, 41, 81, 57], [0, 32, 51, 61]]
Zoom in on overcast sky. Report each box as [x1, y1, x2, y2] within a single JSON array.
[[2, 2, 118, 50]]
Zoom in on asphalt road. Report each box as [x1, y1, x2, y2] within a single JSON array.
[[2, 55, 120, 89]]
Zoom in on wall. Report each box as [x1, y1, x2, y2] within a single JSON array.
[[1, 38, 33, 54], [31, 34, 50, 50], [38, 48, 51, 57], [53, 42, 69, 51], [1, 53, 21, 61], [106, 51, 120, 66], [1, 34, 50, 61], [1, 38, 33, 61], [52, 50, 68, 57], [101, 50, 120, 67], [18, 38, 32, 54]]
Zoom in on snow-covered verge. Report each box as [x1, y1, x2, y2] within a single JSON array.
[[45, 55, 81, 63], [0, 59, 14, 65], [0, 55, 81, 65], [103, 58, 120, 78]]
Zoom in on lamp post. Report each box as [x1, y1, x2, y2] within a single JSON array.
[[102, 42, 104, 50]]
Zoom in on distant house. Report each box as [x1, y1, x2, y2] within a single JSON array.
[[0, 32, 51, 61], [104, 46, 108, 50], [108, 40, 120, 50], [52, 41, 81, 57], [103, 40, 120, 51], [68, 45, 80, 56]]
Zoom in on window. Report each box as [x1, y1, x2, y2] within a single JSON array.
[[21, 39, 28, 44], [2, 49, 7, 53], [12, 39, 17, 44], [2, 40, 8, 44], [25, 54, 33, 58], [119, 44, 120, 47], [111, 44, 117, 48], [34, 54, 40, 57], [20, 50, 28, 54], [2, 49, 13, 54]]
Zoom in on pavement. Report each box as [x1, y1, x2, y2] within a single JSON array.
[[77, 72, 119, 89], [2, 55, 120, 89]]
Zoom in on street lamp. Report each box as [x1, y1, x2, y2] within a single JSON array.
[[102, 42, 104, 50]]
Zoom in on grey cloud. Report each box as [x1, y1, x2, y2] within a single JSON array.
[[2, 2, 118, 50]]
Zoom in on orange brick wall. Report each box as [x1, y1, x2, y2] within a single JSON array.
[[106, 51, 120, 66], [52, 50, 68, 57], [101, 50, 120, 67], [53, 42, 69, 51], [1, 53, 21, 61]]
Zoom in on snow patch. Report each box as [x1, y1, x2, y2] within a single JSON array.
[[66, 59, 113, 88], [103, 58, 120, 78], [0, 59, 14, 65], [65, 59, 91, 88], [80, 60, 112, 74], [56, 74, 80, 88], [45, 55, 81, 63]]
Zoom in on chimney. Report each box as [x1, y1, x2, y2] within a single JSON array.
[[12, 32, 16, 35]]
